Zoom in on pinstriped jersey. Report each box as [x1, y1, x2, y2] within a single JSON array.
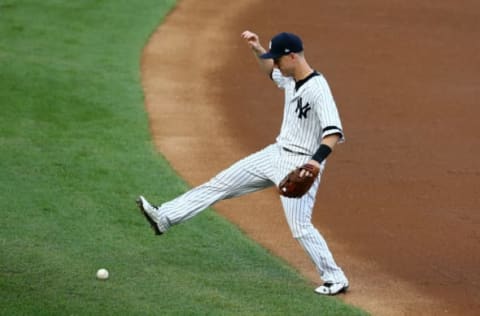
[[272, 68, 344, 155]]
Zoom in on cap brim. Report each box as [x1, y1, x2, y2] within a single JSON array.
[[259, 51, 282, 59]]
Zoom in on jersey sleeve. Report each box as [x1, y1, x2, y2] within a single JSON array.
[[314, 76, 345, 143], [271, 68, 290, 89]]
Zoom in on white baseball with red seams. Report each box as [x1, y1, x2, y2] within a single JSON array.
[[96, 268, 109, 280]]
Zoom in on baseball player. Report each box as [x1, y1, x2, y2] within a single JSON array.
[[137, 30, 349, 295]]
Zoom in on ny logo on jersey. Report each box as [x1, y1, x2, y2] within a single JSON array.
[[295, 97, 311, 119]]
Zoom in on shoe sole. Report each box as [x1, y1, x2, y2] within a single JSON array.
[[338, 285, 349, 295], [136, 198, 162, 235], [315, 284, 349, 296]]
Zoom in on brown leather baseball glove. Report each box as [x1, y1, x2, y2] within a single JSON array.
[[278, 163, 320, 198]]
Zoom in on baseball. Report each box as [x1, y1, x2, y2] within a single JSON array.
[[96, 268, 109, 280]]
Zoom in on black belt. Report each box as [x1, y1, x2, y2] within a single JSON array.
[[282, 147, 309, 156]]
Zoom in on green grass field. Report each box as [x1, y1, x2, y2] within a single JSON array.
[[0, 1, 367, 315]]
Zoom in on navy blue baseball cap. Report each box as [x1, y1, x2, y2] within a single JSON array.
[[260, 32, 304, 59]]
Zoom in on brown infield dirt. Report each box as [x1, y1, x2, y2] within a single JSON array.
[[141, 0, 480, 315]]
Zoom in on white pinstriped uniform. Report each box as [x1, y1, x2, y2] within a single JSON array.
[[151, 68, 348, 284]]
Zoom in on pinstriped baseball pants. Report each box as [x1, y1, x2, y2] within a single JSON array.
[[155, 143, 348, 283]]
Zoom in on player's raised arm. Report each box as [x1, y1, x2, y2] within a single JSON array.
[[241, 30, 274, 76]]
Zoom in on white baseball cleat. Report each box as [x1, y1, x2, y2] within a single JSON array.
[[136, 196, 164, 235], [314, 281, 349, 295]]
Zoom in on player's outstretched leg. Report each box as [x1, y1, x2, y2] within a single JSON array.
[[136, 145, 276, 234]]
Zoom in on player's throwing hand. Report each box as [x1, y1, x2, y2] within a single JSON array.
[[241, 31, 273, 75], [241, 30, 262, 51]]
